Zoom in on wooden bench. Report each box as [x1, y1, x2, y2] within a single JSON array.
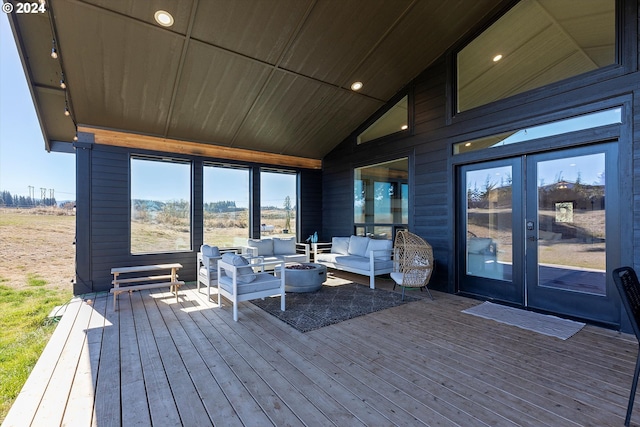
[[110, 263, 184, 310]]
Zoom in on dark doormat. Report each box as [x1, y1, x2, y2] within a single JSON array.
[[251, 283, 419, 332]]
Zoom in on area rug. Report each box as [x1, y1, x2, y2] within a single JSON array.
[[252, 283, 419, 333], [462, 301, 585, 340]]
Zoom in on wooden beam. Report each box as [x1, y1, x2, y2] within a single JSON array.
[[78, 127, 322, 170]]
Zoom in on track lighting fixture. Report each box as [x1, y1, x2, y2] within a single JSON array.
[[60, 73, 66, 89], [50, 39, 58, 59], [64, 101, 70, 116]]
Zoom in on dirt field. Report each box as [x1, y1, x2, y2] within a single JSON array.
[[0, 208, 294, 287], [0, 208, 76, 291]]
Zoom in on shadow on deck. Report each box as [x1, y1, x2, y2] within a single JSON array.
[[3, 272, 639, 426]]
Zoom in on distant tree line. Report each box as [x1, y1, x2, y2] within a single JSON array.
[[204, 201, 245, 213], [0, 190, 57, 208]]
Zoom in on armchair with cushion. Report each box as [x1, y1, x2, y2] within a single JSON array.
[[197, 245, 241, 300], [217, 253, 285, 321]]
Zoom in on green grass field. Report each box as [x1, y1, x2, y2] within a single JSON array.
[[0, 276, 71, 421], [0, 209, 74, 422]]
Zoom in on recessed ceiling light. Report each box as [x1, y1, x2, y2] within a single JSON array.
[[401, 125, 408, 130], [493, 54, 503, 62], [350, 81, 363, 91], [154, 10, 174, 27], [465, 142, 472, 147]]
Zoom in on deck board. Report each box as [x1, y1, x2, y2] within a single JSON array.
[[2, 297, 83, 427], [140, 289, 211, 426], [3, 275, 640, 427], [129, 291, 182, 426]]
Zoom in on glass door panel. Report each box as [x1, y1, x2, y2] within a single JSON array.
[[466, 165, 513, 281], [526, 144, 618, 324], [458, 159, 523, 304], [536, 153, 606, 296]]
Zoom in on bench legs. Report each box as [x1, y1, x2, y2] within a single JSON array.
[[111, 282, 182, 311]]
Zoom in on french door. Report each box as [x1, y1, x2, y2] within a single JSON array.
[[458, 143, 620, 325]]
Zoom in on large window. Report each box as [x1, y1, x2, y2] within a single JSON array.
[[203, 165, 250, 247], [354, 158, 408, 239], [130, 157, 191, 254], [457, 0, 615, 112], [260, 170, 297, 237]]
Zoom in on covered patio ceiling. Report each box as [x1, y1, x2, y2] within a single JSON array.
[[8, 0, 507, 165]]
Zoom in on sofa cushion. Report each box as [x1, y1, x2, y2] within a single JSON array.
[[331, 237, 350, 254], [248, 238, 274, 256], [282, 254, 307, 263], [315, 253, 340, 264], [335, 255, 393, 271], [219, 273, 281, 295], [365, 239, 392, 260], [201, 244, 220, 258], [347, 235, 370, 257], [199, 265, 218, 279], [221, 253, 256, 283], [273, 237, 296, 255]]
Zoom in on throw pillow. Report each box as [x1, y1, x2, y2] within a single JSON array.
[[365, 239, 392, 260], [201, 244, 221, 258], [347, 235, 370, 257], [247, 238, 274, 256], [273, 237, 296, 255], [221, 253, 256, 283], [331, 237, 350, 254]]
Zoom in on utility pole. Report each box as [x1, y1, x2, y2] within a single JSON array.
[[40, 187, 46, 204]]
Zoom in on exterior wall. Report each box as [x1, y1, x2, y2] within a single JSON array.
[[74, 143, 322, 294], [322, 2, 640, 295]]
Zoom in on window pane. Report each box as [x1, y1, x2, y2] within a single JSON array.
[[354, 158, 408, 239], [537, 153, 606, 295], [454, 107, 622, 155], [131, 158, 191, 254], [261, 171, 297, 237], [457, 0, 615, 112], [203, 165, 249, 247], [357, 95, 408, 144], [466, 165, 513, 280]]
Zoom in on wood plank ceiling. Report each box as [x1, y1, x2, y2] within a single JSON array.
[[10, 0, 508, 161]]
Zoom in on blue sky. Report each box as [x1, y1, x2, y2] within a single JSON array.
[[0, 14, 76, 201]]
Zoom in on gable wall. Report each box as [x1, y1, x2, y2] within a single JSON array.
[[322, 2, 640, 293]]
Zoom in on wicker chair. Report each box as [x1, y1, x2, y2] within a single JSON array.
[[391, 230, 434, 300]]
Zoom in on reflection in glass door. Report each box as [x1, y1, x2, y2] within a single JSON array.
[[526, 145, 618, 324], [534, 153, 606, 295], [459, 159, 523, 304], [459, 143, 619, 325]]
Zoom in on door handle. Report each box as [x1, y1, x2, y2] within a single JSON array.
[[527, 236, 537, 241]]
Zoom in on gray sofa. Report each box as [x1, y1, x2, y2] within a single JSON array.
[[312, 235, 393, 289], [241, 237, 310, 265]]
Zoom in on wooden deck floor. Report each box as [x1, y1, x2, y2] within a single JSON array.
[[3, 272, 640, 427]]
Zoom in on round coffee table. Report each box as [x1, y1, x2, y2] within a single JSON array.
[[277, 263, 327, 292]]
